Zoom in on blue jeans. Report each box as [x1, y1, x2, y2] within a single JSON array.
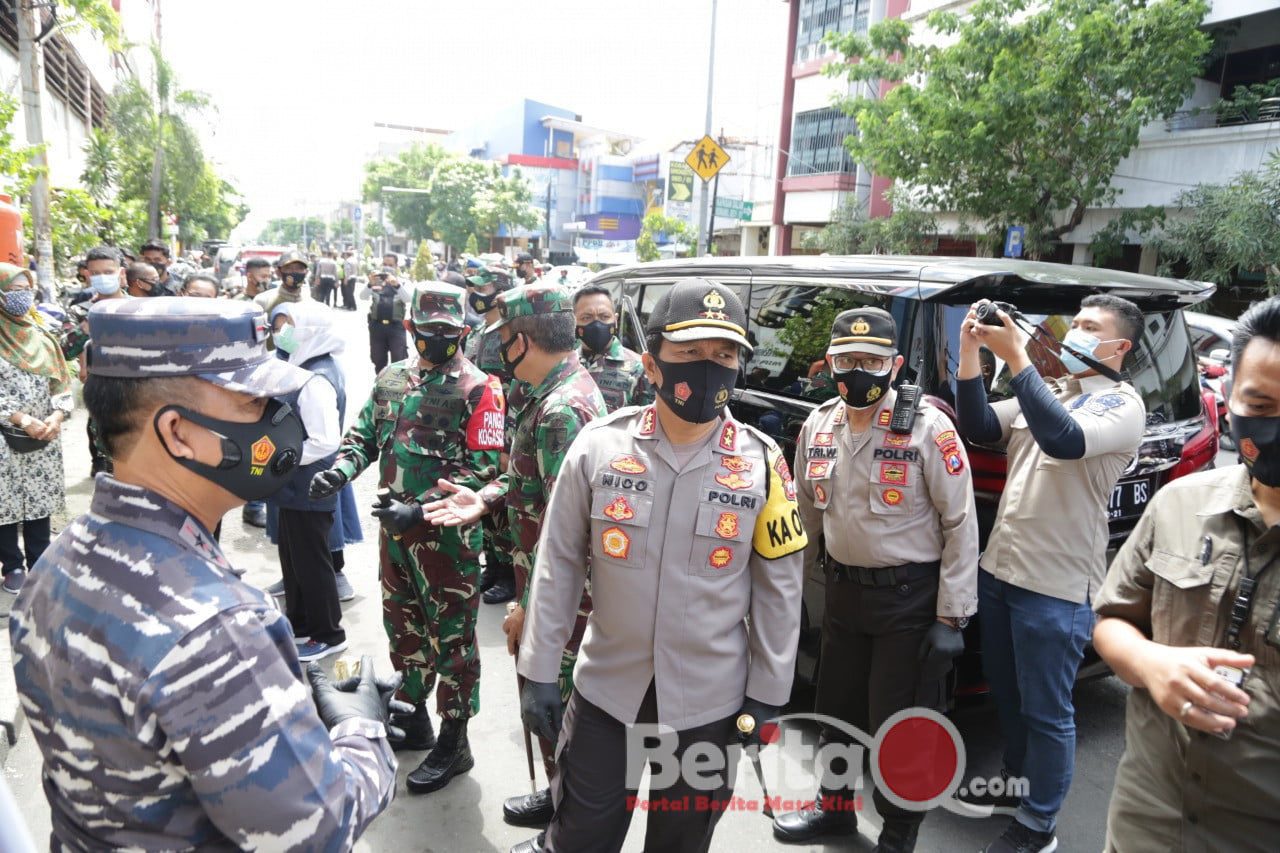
[[978, 569, 1093, 834]]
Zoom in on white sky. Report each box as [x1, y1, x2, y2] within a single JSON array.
[[161, 0, 788, 240]]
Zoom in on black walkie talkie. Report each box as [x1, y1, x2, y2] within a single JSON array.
[[890, 384, 922, 434]]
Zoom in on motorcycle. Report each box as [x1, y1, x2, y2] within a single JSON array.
[[1199, 357, 1232, 450]]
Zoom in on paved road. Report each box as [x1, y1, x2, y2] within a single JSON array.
[[1, 304, 1241, 851]]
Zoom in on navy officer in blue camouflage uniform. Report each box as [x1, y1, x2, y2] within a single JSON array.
[[10, 298, 404, 851]]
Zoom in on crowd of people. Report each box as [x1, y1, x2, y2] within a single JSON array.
[[1, 242, 1276, 853]]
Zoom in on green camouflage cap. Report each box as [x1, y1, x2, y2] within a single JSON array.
[[411, 282, 466, 328], [492, 283, 572, 330]]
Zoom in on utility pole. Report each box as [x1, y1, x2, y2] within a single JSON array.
[[17, 2, 53, 295], [706, 129, 723, 256], [696, 0, 717, 257]]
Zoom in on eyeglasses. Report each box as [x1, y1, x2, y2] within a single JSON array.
[[831, 354, 890, 373]]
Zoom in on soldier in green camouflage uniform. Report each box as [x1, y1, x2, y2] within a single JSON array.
[[424, 283, 606, 830], [310, 282, 506, 796], [464, 268, 521, 604], [573, 283, 654, 412]]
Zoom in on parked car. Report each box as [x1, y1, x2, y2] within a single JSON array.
[[586, 256, 1219, 699], [1186, 310, 1238, 447]]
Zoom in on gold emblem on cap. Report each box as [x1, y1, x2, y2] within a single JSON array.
[[851, 318, 871, 335], [700, 288, 729, 321]]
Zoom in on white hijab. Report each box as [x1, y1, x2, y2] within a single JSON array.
[[273, 302, 346, 366]]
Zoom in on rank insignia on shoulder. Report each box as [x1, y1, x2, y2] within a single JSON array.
[[715, 512, 740, 539], [611, 455, 647, 474], [814, 432, 834, 447], [719, 422, 738, 451], [603, 496, 636, 521], [833, 407, 847, 425], [878, 409, 892, 427], [721, 455, 754, 474], [639, 407, 657, 436], [709, 546, 734, 569], [601, 527, 631, 560], [715, 471, 753, 491], [882, 487, 904, 506]]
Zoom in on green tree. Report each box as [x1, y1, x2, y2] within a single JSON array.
[[636, 211, 695, 262], [428, 158, 496, 253], [0, 92, 38, 199], [108, 43, 244, 244], [464, 233, 480, 256], [362, 143, 450, 241], [473, 168, 541, 248], [827, 0, 1211, 258], [1149, 154, 1280, 291], [806, 192, 939, 255], [411, 242, 436, 281], [258, 216, 327, 245]]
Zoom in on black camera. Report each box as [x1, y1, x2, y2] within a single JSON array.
[[974, 299, 1017, 327]]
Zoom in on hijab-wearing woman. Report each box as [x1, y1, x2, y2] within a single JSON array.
[[266, 302, 350, 661], [0, 264, 72, 594]]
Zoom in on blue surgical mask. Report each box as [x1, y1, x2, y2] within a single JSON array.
[[1, 290, 33, 316], [1058, 328, 1122, 375], [90, 273, 120, 296]]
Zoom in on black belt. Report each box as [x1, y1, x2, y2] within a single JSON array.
[[829, 560, 939, 587]]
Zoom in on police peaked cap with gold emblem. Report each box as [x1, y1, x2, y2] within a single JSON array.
[[828, 307, 897, 358], [645, 277, 753, 353]]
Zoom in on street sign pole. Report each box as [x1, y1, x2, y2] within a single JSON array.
[[706, 138, 721, 256], [696, 0, 717, 257]]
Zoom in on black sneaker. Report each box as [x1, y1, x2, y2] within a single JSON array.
[[2, 569, 25, 594], [982, 819, 1057, 853], [955, 771, 1022, 815]]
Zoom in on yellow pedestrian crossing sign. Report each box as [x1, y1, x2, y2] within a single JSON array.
[[686, 135, 730, 182]]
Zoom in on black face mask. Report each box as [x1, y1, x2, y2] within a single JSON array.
[[500, 332, 526, 374], [415, 330, 462, 365], [832, 366, 892, 409], [576, 320, 615, 354], [281, 272, 305, 290], [469, 291, 497, 314], [151, 262, 167, 276], [653, 356, 738, 424], [1232, 412, 1280, 487], [155, 398, 305, 502]]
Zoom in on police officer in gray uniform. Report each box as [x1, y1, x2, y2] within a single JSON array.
[[774, 308, 978, 852], [516, 278, 808, 853], [9, 298, 404, 851]]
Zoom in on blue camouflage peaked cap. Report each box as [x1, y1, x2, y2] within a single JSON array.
[[86, 298, 312, 397]]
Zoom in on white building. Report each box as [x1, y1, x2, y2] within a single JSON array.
[[0, 0, 158, 190]]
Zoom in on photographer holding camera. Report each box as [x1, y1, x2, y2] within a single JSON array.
[[1091, 296, 1280, 853], [955, 295, 1146, 853]]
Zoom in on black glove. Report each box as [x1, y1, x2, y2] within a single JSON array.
[[735, 697, 782, 747], [370, 497, 423, 535], [306, 655, 412, 733], [919, 620, 965, 674], [520, 679, 563, 743], [309, 468, 348, 500]]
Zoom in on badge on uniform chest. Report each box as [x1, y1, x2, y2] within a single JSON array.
[[873, 447, 919, 462]]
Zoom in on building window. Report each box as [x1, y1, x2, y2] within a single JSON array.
[[794, 0, 870, 65], [787, 107, 856, 176]]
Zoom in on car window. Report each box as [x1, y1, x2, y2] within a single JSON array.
[[634, 280, 750, 351], [1189, 326, 1230, 358], [743, 282, 912, 402], [940, 306, 1201, 425]]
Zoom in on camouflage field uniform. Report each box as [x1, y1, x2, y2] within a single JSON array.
[[580, 335, 654, 413], [335, 350, 505, 719], [10, 298, 395, 851], [466, 318, 520, 582]]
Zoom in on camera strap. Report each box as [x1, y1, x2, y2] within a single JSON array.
[[1005, 313, 1124, 383], [1226, 518, 1280, 650]]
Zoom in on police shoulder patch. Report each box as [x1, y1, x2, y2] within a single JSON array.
[[1086, 393, 1129, 416], [753, 444, 809, 560]]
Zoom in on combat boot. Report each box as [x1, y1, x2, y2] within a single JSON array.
[[387, 701, 435, 752], [772, 790, 858, 843], [873, 819, 920, 853], [406, 718, 474, 794]]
